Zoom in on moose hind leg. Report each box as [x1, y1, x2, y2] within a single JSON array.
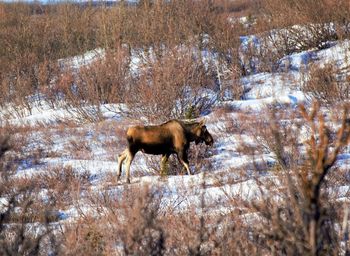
[[160, 154, 170, 176], [125, 150, 135, 184], [117, 149, 128, 181]]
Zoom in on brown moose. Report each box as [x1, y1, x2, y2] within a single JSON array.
[[117, 119, 214, 183]]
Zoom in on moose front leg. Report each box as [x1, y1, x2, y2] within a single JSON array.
[[177, 150, 191, 175]]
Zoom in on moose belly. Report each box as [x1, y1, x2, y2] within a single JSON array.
[[139, 143, 174, 155]]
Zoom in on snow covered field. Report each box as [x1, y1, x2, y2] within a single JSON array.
[[1, 37, 349, 222]]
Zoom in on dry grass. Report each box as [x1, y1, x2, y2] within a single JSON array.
[[302, 62, 350, 106], [0, 0, 244, 121], [237, 0, 350, 74], [231, 102, 350, 255], [2, 101, 350, 254], [1, 1, 350, 255]]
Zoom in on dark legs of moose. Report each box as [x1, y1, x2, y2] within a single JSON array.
[[177, 150, 191, 175]]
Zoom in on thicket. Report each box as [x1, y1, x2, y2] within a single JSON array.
[[0, 132, 58, 255], [240, 0, 350, 74], [301, 62, 350, 106], [260, 0, 350, 40], [0, 0, 245, 121], [1, 0, 350, 255], [1, 0, 350, 118]]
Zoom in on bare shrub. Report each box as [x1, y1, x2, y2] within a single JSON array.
[[213, 0, 258, 16], [232, 102, 350, 254], [241, 0, 350, 73], [59, 48, 130, 122], [0, 3, 100, 115], [0, 133, 60, 255], [0, 1, 246, 113], [75, 48, 131, 105], [302, 63, 350, 105], [127, 48, 216, 122], [61, 181, 228, 255], [37, 59, 63, 108], [59, 185, 166, 255], [59, 216, 108, 256], [37, 166, 91, 210], [226, 62, 246, 100], [266, 0, 348, 46], [117, 186, 165, 255]]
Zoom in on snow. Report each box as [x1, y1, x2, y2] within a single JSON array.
[[1, 102, 126, 126], [278, 40, 350, 71], [58, 48, 105, 71]]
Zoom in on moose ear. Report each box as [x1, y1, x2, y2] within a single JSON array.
[[199, 119, 206, 127]]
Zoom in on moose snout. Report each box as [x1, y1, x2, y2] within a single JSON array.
[[205, 137, 214, 146]]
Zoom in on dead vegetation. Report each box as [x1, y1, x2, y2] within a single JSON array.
[[0, 0, 244, 121], [239, 0, 350, 74], [1, 0, 350, 255], [1, 0, 349, 119], [2, 100, 350, 255], [228, 102, 350, 255], [302, 62, 350, 106]]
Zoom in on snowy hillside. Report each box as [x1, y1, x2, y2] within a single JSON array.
[[2, 38, 350, 219], [1, 1, 350, 251]]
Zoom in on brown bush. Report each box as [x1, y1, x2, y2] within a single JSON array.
[[126, 48, 216, 122], [0, 3, 99, 113], [0, 1, 246, 117], [75, 48, 130, 105], [59, 185, 165, 255], [232, 102, 350, 255], [239, 0, 350, 73], [302, 63, 350, 105], [264, 0, 349, 47], [0, 133, 60, 255], [58, 47, 131, 122]]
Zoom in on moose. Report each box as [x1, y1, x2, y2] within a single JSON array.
[[117, 119, 214, 183]]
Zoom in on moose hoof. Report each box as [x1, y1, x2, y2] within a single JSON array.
[[126, 178, 131, 184]]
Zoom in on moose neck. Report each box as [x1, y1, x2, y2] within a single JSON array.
[[183, 122, 200, 142]]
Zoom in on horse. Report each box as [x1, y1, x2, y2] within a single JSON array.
[[117, 119, 214, 183]]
